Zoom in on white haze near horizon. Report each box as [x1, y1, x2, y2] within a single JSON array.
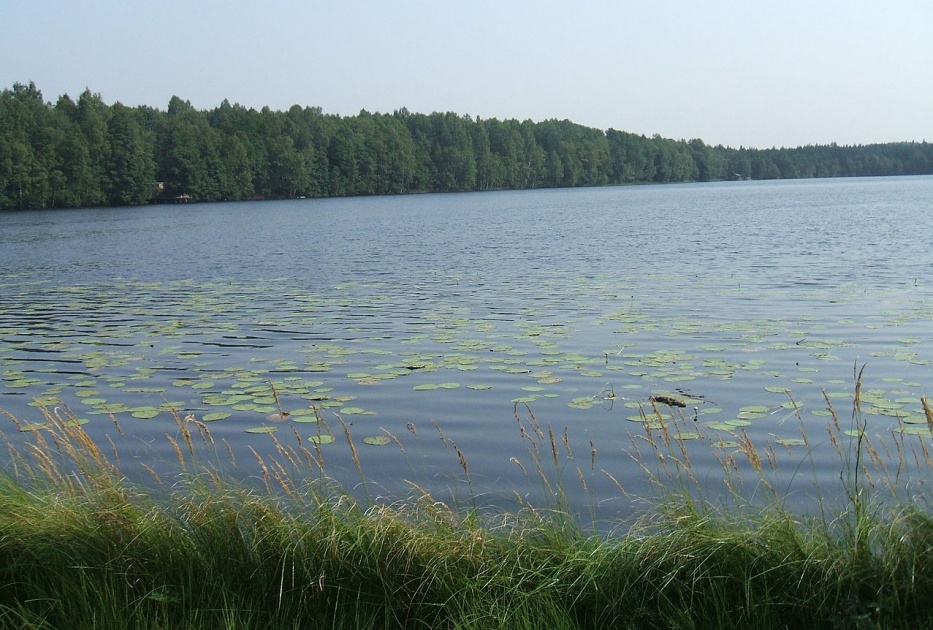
[[2, 0, 931, 149]]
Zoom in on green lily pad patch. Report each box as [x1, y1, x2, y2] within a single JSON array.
[[245, 426, 278, 434], [673, 432, 701, 440], [765, 386, 792, 394], [569, 397, 595, 410], [339, 407, 374, 415], [627, 413, 670, 423], [363, 435, 391, 446], [8, 378, 46, 388], [737, 405, 769, 419], [28, 396, 63, 407], [19, 422, 49, 432]]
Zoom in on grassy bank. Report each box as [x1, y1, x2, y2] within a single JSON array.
[[2, 378, 933, 628]]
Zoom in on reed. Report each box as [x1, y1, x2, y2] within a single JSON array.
[[2, 372, 933, 628]]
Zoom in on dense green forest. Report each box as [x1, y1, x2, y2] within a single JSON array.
[[1, 81, 932, 210]]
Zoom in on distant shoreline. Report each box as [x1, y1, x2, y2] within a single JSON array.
[[3, 81, 931, 211]]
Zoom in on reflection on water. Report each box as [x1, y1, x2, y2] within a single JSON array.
[[2, 176, 933, 528]]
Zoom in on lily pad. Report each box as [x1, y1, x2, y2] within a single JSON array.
[[130, 407, 160, 419], [28, 396, 64, 407], [569, 397, 595, 410], [765, 386, 792, 394], [775, 438, 807, 447], [363, 436, 391, 446], [18, 422, 48, 432], [339, 407, 372, 415], [673, 432, 702, 440]]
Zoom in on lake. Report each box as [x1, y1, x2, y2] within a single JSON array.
[[2, 176, 933, 528]]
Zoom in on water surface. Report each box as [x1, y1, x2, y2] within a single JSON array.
[[2, 177, 933, 527]]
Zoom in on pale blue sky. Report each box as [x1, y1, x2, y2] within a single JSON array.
[[3, 1, 931, 148]]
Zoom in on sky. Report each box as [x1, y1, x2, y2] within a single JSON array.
[[3, 0, 932, 149]]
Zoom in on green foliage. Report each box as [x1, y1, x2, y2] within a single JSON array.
[[107, 103, 156, 204], [2, 81, 933, 210], [3, 405, 933, 628]]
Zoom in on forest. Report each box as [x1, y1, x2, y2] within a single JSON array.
[[2, 81, 932, 210]]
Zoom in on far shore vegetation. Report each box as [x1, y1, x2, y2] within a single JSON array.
[[2, 81, 932, 211], [3, 368, 933, 628]]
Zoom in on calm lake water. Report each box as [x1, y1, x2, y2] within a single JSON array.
[[2, 176, 933, 528]]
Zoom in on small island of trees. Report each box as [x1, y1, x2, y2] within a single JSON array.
[[1, 81, 931, 210]]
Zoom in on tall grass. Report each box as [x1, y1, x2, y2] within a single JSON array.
[[2, 372, 933, 628]]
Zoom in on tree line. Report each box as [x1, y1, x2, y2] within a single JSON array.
[[2, 81, 932, 210]]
